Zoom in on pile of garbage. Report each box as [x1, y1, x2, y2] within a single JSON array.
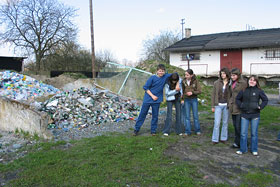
[[40, 87, 140, 131], [0, 71, 60, 101]]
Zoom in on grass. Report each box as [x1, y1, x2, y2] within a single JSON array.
[[0, 134, 204, 186], [260, 106, 280, 131], [14, 129, 41, 141], [262, 85, 279, 95], [240, 170, 274, 187]]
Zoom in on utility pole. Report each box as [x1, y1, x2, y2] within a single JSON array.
[[89, 0, 95, 78], [181, 18, 185, 39]]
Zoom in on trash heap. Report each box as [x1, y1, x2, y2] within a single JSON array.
[[40, 87, 140, 131], [0, 71, 60, 101]]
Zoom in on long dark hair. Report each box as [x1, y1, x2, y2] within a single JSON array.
[[220, 67, 230, 80], [168, 73, 179, 90], [186, 69, 194, 75]]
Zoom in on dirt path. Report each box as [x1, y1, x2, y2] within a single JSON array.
[[163, 120, 280, 186]]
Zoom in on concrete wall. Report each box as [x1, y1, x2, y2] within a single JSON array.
[[0, 97, 52, 139]]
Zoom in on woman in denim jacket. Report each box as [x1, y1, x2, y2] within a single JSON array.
[[162, 73, 183, 136]]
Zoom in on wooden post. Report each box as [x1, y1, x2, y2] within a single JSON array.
[[279, 82, 280, 101], [89, 0, 95, 78]]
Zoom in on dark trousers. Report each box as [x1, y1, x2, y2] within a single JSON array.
[[162, 99, 181, 134], [232, 114, 241, 146]]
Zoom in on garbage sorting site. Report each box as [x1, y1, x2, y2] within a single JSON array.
[[0, 71, 142, 140]]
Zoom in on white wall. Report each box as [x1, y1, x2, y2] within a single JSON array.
[[170, 51, 220, 76], [170, 48, 280, 76], [242, 48, 280, 76]]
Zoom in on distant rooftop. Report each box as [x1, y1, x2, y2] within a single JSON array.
[[165, 28, 280, 52]]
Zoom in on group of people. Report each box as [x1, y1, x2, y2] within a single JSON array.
[[133, 64, 279, 156]]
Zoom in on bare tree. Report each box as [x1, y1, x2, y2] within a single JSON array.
[[142, 30, 180, 64], [0, 0, 77, 72], [34, 41, 116, 73], [95, 49, 117, 71]]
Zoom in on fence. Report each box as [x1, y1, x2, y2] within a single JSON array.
[[95, 62, 152, 100]]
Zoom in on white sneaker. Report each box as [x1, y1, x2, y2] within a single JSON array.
[[252, 152, 258, 156], [178, 133, 183, 136], [163, 133, 169, 136], [236, 150, 243, 155], [196, 132, 201, 135]]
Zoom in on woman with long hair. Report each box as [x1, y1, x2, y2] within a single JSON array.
[[235, 75, 268, 156], [181, 69, 202, 136], [211, 67, 231, 144], [162, 73, 182, 136]]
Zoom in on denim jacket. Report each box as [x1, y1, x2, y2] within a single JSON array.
[[164, 79, 183, 101]]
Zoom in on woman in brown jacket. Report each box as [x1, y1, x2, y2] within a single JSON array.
[[181, 69, 202, 135], [229, 68, 247, 148], [211, 67, 231, 144]]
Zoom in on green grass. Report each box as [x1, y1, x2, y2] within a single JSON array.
[[260, 106, 280, 130], [240, 171, 274, 187], [262, 85, 279, 95], [0, 134, 203, 186]]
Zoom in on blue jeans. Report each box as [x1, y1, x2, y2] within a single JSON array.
[[163, 99, 181, 134], [240, 117, 260, 153], [184, 98, 201, 134], [212, 105, 229, 142], [134, 103, 160, 134]]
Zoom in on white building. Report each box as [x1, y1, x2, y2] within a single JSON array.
[[165, 28, 280, 78]]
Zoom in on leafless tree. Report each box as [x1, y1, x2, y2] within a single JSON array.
[[142, 30, 180, 64], [0, 0, 77, 72]]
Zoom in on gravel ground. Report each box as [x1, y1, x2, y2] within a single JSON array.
[[0, 111, 166, 164]]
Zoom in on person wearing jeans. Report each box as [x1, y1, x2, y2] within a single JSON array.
[[162, 73, 182, 136], [235, 75, 268, 156], [181, 69, 202, 135], [184, 98, 200, 134], [240, 117, 260, 153], [211, 68, 230, 144], [134, 64, 179, 136]]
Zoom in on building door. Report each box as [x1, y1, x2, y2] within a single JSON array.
[[220, 50, 242, 72]]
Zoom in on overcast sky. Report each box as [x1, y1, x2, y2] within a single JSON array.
[[1, 0, 280, 63]]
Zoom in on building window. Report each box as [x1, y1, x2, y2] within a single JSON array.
[[265, 49, 280, 59], [181, 53, 200, 61]]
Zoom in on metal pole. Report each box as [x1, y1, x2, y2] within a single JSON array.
[[89, 0, 95, 78], [118, 68, 132, 94], [181, 19, 185, 39]]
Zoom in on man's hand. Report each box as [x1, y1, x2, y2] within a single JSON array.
[[152, 95, 158, 101]]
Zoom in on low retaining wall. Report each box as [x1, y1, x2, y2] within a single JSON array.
[[0, 97, 52, 139]]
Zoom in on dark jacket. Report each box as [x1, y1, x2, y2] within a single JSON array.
[[182, 75, 201, 99], [211, 79, 231, 107], [236, 86, 268, 119]]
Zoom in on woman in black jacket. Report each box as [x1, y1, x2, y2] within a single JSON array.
[[235, 75, 268, 156]]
